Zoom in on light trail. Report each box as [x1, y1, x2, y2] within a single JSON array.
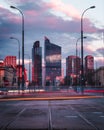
[[0, 95, 103, 102]]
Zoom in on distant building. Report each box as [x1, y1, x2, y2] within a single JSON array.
[[93, 66, 104, 86], [4, 56, 16, 67], [85, 55, 94, 85], [44, 36, 61, 86], [0, 64, 16, 87], [16, 65, 27, 86], [85, 55, 94, 72], [32, 41, 42, 86], [66, 55, 80, 85], [0, 56, 27, 87], [66, 55, 80, 76]]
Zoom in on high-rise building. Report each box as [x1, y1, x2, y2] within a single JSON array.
[[4, 56, 16, 67], [44, 36, 61, 85], [85, 55, 94, 85], [85, 55, 94, 72], [66, 55, 80, 85], [66, 55, 80, 76], [32, 41, 42, 86]]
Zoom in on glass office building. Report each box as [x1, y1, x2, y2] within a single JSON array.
[[44, 37, 61, 85]]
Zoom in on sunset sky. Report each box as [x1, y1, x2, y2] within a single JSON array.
[[0, 0, 104, 75]]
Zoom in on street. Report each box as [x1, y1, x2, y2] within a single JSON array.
[[0, 97, 104, 130]]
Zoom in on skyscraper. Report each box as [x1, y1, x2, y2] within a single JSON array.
[[44, 37, 61, 85], [85, 55, 94, 72], [32, 41, 42, 86], [85, 55, 94, 85], [66, 55, 80, 85], [66, 55, 80, 76]]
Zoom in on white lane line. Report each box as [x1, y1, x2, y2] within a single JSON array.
[[48, 101, 52, 130], [70, 105, 98, 130], [100, 115, 104, 118], [93, 112, 103, 114], [65, 115, 78, 118]]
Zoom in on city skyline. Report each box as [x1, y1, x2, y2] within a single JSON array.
[[0, 0, 104, 73]]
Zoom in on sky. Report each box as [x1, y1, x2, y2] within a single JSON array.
[[0, 0, 104, 76]]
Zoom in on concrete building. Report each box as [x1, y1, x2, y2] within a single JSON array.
[[93, 66, 104, 87], [0, 65, 16, 87], [0, 57, 17, 87], [85, 55, 94, 85], [66, 55, 80, 85], [4, 56, 16, 67]]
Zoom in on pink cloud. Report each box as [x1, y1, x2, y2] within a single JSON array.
[[45, 0, 80, 20], [25, 10, 38, 16], [83, 18, 98, 33], [0, 6, 20, 24]]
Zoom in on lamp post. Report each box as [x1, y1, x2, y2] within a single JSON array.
[[76, 37, 87, 60], [81, 6, 95, 93], [24, 54, 31, 84], [10, 6, 24, 91], [10, 37, 20, 91], [75, 37, 86, 91]]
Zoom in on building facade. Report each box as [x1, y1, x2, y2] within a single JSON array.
[[44, 37, 61, 86], [4, 56, 16, 67], [32, 41, 42, 86], [0, 63, 17, 87], [66, 55, 81, 85], [93, 67, 104, 87], [85, 55, 94, 85]]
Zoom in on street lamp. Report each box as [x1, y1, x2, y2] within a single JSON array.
[[75, 36, 86, 91], [81, 6, 95, 93], [10, 6, 25, 91], [10, 37, 20, 91], [76, 36, 87, 60], [24, 54, 31, 84]]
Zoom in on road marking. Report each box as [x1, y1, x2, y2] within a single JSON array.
[[100, 115, 104, 118], [70, 105, 98, 130], [1, 108, 26, 130], [48, 101, 52, 130], [65, 115, 78, 118], [93, 112, 103, 114]]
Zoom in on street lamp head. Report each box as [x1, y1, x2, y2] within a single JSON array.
[[90, 6, 96, 9], [10, 6, 16, 9], [10, 37, 13, 39], [83, 36, 87, 39]]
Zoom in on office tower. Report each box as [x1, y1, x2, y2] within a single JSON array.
[[85, 55, 94, 85], [66, 55, 80, 85], [32, 41, 42, 86], [44, 36, 61, 85], [4, 56, 16, 67], [66, 55, 80, 76], [85, 55, 94, 72]]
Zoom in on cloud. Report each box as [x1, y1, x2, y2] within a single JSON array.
[[96, 48, 104, 56], [45, 0, 80, 19]]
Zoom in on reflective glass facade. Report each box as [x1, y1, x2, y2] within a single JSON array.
[[44, 37, 61, 85]]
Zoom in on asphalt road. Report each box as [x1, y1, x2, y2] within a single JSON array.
[[0, 97, 104, 130]]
